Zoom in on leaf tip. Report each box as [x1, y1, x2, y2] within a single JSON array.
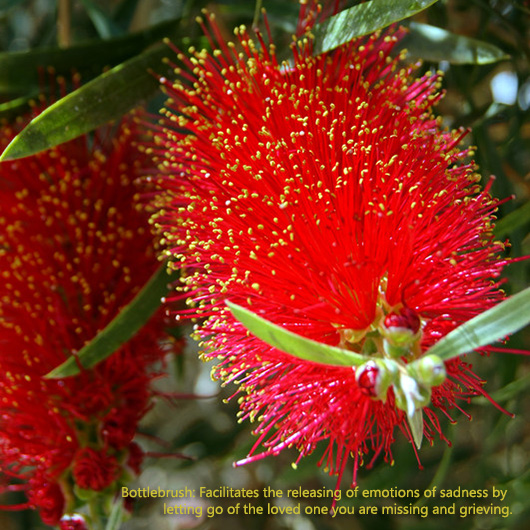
[[0, 141, 17, 162], [43, 367, 62, 379], [44, 359, 80, 379]]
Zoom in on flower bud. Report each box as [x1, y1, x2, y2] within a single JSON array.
[[355, 361, 380, 397], [60, 514, 88, 530], [384, 308, 421, 334], [355, 359, 398, 400], [407, 355, 446, 387], [382, 307, 421, 349]]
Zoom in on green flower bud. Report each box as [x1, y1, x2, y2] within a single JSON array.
[[382, 308, 421, 347], [355, 359, 399, 401], [407, 355, 446, 387], [383, 340, 410, 359]]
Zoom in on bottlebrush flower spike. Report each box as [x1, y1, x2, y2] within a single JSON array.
[[0, 102, 180, 526], [149, 10, 513, 487]]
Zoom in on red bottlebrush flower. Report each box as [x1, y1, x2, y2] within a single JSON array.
[[27, 480, 65, 526], [0, 108, 179, 524], [150, 13, 512, 487]]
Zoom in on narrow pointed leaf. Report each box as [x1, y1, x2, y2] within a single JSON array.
[[46, 263, 175, 379], [0, 43, 171, 160], [401, 22, 509, 64], [227, 301, 366, 367], [408, 409, 424, 450], [494, 201, 530, 238], [80, 0, 122, 39], [0, 17, 181, 94], [314, 0, 440, 54], [105, 496, 125, 530], [0, 94, 35, 120], [425, 286, 530, 362], [474, 372, 530, 405]]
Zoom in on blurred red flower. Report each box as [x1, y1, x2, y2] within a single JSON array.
[[0, 108, 178, 525], [72, 448, 119, 492], [150, 13, 511, 487]]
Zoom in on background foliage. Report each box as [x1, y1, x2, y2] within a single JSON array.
[[0, 1, 529, 529]]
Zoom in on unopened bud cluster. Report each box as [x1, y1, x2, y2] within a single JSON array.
[[352, 307, 446, 420]]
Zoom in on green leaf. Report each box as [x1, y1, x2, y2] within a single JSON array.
[[494, 201, 530, 238], [424, 286, 530, 362], [0, 17, 181, 95], [0, 43, 170, 160], [401, 22, 510, 64], [112, 0, 141, 28], [73, 486, 98, 502], [0, 93, 35, 120], [46, 263, 175, 379], [80, 0, 123, 39], [105, 496, 125, 530], [314, 0, 441, 54], [474, 372, 530, 405], [226, 301, 366, 367], [415, 434, 452, 507], [0, 0, 25, 12]]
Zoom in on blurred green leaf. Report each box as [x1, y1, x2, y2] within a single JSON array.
[[401, 22, 510, 64], [105, 496, 125, 530], [474, 372, 530, 404], [227, 301, 366, 367], [0, 17, 181, 94], [0, 43, 170, 160], [0, 93, 35, 120], [45, 263, 174, 378], [425, 286, 530, 361], [80, 0, 123, 39], [494, 201, 530, 238], [112, 0, 140, 29], [314, 0, 440, 53], [415, 441, 452, 507], [217, 0, 300, 28], [0, 0, 24, 12]]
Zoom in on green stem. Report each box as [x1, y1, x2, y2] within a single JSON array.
[[88, 497, 105, 530], [58, 0, 72, 48], [252, 0, 263, 29], [414, 436, 453, 507]]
